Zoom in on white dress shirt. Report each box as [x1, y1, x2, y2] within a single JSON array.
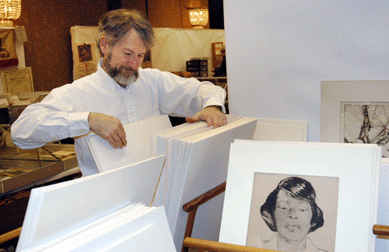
[[11, 59, 226, 176]]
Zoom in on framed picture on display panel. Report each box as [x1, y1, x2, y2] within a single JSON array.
[[321, 80, 389, 162]]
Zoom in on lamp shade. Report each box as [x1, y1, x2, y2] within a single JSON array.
[[188, 8, 208, 28], [0, 0, 21, 20]]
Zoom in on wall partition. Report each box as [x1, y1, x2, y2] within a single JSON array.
[[224, 0, 389, 141]]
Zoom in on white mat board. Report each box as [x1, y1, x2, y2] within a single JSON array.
[[17, 155, 166, 251], [220, 141, 381, 252], [86, 115, 171, 172]]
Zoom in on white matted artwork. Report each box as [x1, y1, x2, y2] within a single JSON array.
[[340, 102, 389, 158], [246, 173, 338, 252], [219, 140, 381, 252], [321, 80, 389, 147]]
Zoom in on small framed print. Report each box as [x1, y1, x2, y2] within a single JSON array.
[[321, 80, 389, 156], [1, 67, 33, 95], [73, 43, 98, 80], [340, 102, 389, 158]]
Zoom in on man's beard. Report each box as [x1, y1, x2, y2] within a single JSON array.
[[103, 54, 139, 86]]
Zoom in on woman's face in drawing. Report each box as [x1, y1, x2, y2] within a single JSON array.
[[274, 190, 313, 243]]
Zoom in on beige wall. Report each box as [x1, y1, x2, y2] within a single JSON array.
[[12, 0, 210, 91]]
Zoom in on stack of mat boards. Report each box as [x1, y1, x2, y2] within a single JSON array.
[[86, 115, 172, 173], [151, 115, 258, 250], [16, 155, 176, 252]]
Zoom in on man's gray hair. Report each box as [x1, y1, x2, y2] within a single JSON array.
[[96, 9, 155, 53]]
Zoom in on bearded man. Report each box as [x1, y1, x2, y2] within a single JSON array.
[[11, 9, 227, 176]]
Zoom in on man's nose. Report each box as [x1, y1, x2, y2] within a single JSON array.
[[127, 58, 141, 69]]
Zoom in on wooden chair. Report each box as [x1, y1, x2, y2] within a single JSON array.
[[181, 182, 226, 252], [181, 182, 389, 252]]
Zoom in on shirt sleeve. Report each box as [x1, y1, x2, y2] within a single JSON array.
[[11, 87, 91, 149], [156, 71, 227, 117]]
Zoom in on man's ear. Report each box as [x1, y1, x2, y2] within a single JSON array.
[[100, 36, 109, 56]]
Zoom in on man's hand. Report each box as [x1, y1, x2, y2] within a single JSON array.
[[185, 106, 227, 128], [88, 112, 127, 149]]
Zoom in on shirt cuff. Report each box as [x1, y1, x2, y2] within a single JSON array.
[[68, 111, 91, 136], [203, 98, 226, 113]]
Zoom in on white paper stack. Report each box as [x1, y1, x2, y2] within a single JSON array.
[[86, 115, 172, 172], [150, 115, 258, 249], [16, 155, 176, 252], [220, 140, 382, 252], [84, 114, 257, 250]]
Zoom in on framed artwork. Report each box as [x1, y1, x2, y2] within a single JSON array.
[[321, 81, 389, 161], [0, 29, 18, 68], [340, 102, 389, 158], [70, 26, 101, 81], [74, 43, 97, 80], [219, 140, 381, 251], [1, 67, 33, 95]]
